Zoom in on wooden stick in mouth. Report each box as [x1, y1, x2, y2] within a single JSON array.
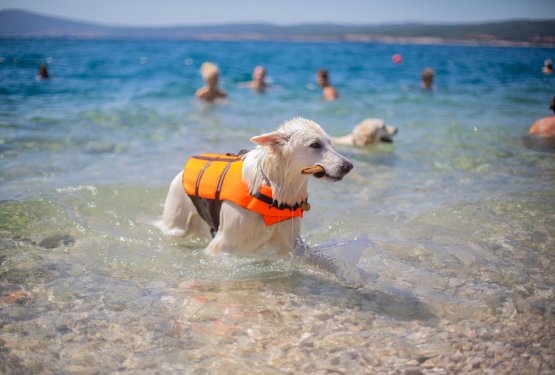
[[301, 165, 325, 175]]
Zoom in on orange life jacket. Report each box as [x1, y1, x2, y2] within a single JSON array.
[[182, 153, 305, 237]]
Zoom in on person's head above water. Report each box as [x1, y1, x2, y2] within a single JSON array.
[[316, 69, 330, 87], [38, 63, 49, 79], [195, 62, 227, 102], [252, 66, 266, 82], [250, 65, 267, 90], [543, 59, 553, 75], [421, 68, 434, 89], [200, 62, 220, 87], [316, 69, 339, 101]]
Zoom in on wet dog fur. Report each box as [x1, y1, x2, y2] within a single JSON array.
[[332, 118, 398, 146], [156, 118, 353, 256]]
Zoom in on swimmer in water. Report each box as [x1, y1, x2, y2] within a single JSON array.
[[542, 59, 553, 75], [528, 96, 555, 137], [195, 62, 227, 103], [316, 69, 339, 101], [37, 64, 49, 80], [523, 96, 555, 151], [242, 65, 268, 92], [421, 67, 434, 90]]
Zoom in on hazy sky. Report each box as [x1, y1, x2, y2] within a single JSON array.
[[1, 0, 554, 26]]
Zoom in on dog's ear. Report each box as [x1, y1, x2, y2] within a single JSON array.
[[354, 133, 374, 146], [250, 131, 287, 147], [352, 125, 375, 146]]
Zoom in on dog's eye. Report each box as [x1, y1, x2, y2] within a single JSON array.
[[309, 141, 322, 149]]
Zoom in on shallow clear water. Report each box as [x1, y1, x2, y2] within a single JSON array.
[[1, 39, 554, 373]]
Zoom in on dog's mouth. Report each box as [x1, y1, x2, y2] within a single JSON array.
[[313, 169, 326, 178], [320, 173, 343, 181], [301, 164, 343, 181], [380, 126, 398, 143]]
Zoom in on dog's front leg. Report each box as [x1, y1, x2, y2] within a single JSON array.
[[292, 235, 309, 258], [273, 218, 302, 257], [204, 203, 269, 255]]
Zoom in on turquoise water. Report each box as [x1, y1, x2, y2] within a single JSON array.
[[1, 39, 554, 372]]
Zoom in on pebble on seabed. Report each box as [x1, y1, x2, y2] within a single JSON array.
[[0, 264, 554, 374]]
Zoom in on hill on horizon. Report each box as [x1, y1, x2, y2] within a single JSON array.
[[1, 9, 554, 46]]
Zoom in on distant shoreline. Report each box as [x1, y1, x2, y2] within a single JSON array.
[[1, 9, 554, 48], [2, 35, 554, 49]]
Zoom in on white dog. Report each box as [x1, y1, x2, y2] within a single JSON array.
[[332, 118, 398, 146], [157, 118, 353, 256]]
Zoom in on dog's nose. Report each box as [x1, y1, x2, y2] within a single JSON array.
[[341, 160, 353, 174]]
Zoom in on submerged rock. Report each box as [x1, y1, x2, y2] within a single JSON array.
[[38, 234, 75, 249], [2, 287, 33, 305]]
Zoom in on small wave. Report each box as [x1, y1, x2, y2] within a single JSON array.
[[56, 185, 98, 195]]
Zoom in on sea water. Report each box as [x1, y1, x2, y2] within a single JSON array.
[[1, 39, 554, 372]]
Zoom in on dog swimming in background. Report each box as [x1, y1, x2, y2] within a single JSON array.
[[332, 118, 398, 147], [157, 118, 353, 257]]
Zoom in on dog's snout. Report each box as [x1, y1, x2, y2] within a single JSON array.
[[341, 160, 353, 174]]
